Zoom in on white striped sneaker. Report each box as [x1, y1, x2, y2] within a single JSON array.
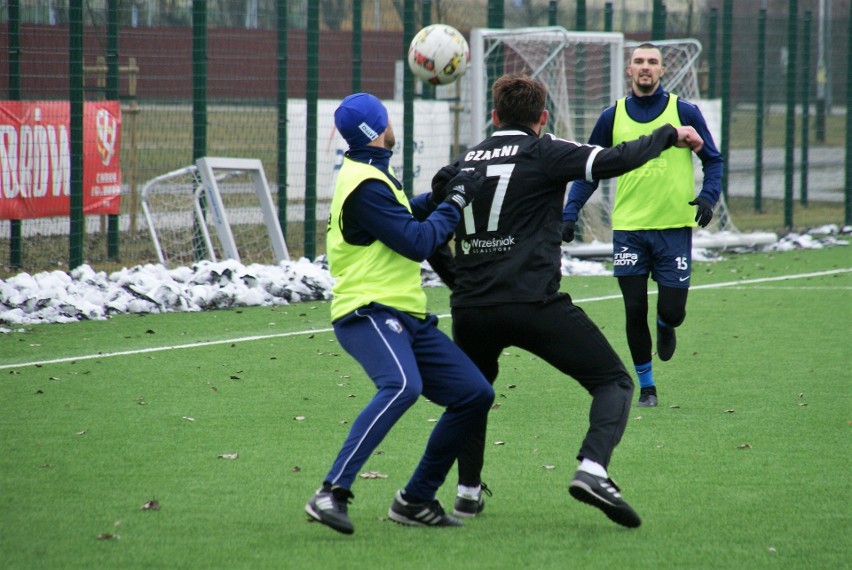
[[568, 470, 641, 528], [305, 486, 355, 534], [388, 490, 463, 527]]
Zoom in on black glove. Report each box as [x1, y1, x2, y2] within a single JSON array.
[[430, 164, 461, 204], [443, 170, 485, 211], [561, 220, 576, 243], [689, 196, 714, 228]]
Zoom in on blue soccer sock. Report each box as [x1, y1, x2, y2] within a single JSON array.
[[634, 361, 654, 388]]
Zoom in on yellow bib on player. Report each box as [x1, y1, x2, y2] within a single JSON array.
[[327, 157, 427, 321], [611, 95, 696, 230]]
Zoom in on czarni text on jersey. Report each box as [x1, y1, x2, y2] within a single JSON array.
[[464, 145, 520, 162]]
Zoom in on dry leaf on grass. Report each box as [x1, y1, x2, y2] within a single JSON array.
[[141, 499, 160, 511], [359, 471, 388, 479], [218, 453, 239, 459]]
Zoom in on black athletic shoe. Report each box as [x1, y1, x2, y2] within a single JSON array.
[[637, 386, 658, 407], [388, 491, 463, 527], [305, 486, 355, 534], [453, 482, 492, 518], [657, 321, 677, 361], [568, 470, 641, 528]]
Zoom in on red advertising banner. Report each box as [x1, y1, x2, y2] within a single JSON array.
[[0, 101, 122, 220]]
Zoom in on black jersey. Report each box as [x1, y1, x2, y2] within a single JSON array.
[[449, 123, 680, 308]]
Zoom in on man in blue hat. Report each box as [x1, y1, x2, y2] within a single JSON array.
[[304, 93, 494, 534]]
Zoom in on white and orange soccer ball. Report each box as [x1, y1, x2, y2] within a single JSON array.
[[407, 24, 470, 85]]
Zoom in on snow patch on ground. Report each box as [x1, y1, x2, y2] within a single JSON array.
[[2, 227, 847, 329]]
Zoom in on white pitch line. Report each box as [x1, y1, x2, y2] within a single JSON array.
[[2, 267, 850, 371]]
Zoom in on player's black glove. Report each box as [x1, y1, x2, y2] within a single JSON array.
[[443, 170, 485, 211], [689, 196, 714, 228], [430, 164, 461, 204], [561, 220, 576, 243]]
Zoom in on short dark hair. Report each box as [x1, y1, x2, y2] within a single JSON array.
[[492, 74, 547, 127], [631, 42, 663, 62]]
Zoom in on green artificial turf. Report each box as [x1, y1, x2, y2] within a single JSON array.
[[1, 246, 850, 569]]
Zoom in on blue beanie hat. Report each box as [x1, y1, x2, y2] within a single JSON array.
[[334, 93, 388, 149]]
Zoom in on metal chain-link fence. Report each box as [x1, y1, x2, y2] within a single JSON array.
[[0, 0, 848, 275]]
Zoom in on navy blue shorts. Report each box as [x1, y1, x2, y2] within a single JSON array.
[[612, 227, 693, 288]]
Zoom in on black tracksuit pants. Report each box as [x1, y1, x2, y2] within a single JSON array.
[[451, 293, 634, 486]]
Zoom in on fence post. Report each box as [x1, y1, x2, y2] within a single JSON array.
[[574, 1, 586, 141], [353, 0, 362, 93], [70, 0, 85, 269], [305, 1, 319, 259], [755, 3, 767, 212], [845, 1, 851, 226], [421, 0, 435, 100], [720, 0, 732, 203], [277, 0, 288, 240], [800, 12, 811, 207], [8, 0, 22, 269], [192, 0, 208, 262], [652, 0, 666, 40], [107, 0, 120, 260], [486, 0, 504, 135], [784, 0, 798, 230], [403, 0, 415, 199]]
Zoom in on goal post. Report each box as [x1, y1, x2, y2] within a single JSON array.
[[194, 157, 289, 264], [468, 27, 777, 256], [140, 165, 212, 267], [141, 157, 290, 268], [470, 27, 625, 145]]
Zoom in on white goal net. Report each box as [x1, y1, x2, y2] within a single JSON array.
[[468, 27, 776, 256], [141, 157, 289, 268]]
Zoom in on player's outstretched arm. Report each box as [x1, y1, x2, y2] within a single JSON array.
[[590, 124, 701, 180]]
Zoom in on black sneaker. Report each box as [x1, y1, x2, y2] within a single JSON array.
[[637, 386, 658, 407], [657, 321, 677, 361], [305, 486, 355, 534], [453, 482, 492, 518], [568, 470, 641, 528], [388, 490, 463, 527]]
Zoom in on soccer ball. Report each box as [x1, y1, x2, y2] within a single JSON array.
[[407, 24, 470, 85]]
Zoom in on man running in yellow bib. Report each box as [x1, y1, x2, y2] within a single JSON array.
[[563, 43, 724, 408]]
